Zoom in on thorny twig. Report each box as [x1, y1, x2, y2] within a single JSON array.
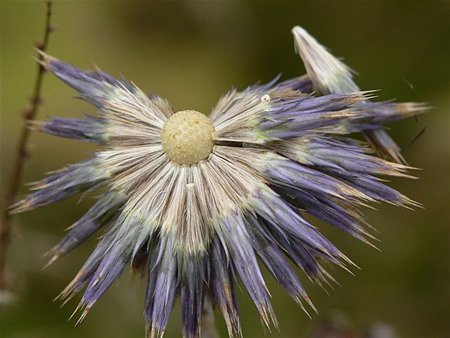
[[0, 1, 54, 293]]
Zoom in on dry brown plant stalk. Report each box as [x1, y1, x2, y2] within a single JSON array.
[[0, 1, 54, 292]]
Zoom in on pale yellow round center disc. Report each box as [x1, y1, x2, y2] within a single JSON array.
[[161, 110, 215, 165]]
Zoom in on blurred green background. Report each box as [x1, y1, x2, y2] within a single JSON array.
[[1, 1, 449, 338]]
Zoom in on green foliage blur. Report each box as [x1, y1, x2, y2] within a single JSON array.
[[1, 1, 449, 338]]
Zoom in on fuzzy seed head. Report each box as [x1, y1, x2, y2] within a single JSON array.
[[161, 110, 215, 165]]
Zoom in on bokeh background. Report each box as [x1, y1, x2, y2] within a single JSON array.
[[1, 1, 449, 338]]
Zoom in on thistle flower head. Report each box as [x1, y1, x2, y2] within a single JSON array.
[[14, 27, 427, 338]]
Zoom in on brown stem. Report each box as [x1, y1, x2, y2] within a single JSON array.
[[0, 1, 54, 291], [201, 300, 220, 338]]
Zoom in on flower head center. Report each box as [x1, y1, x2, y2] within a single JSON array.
[[161, 110, 215, 165]]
